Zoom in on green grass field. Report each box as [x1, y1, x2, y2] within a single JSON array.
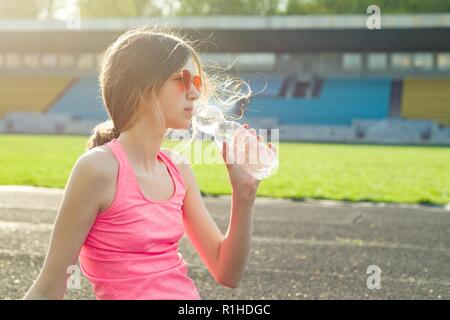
[[1, 134, 449, 205]]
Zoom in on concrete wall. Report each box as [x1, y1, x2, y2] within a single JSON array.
[[1, 113, 449, 145]]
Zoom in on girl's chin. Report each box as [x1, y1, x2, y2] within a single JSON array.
[[171, 120, 192, 130]]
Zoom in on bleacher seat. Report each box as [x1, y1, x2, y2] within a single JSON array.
[[239, 73, 284, 96], [47, 75, 108, 121], [401, 78, 450, 126], [242, 77, 392, 126], [0, 75, 74, 118]]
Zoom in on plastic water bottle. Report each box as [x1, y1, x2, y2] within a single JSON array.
[[193, 104, 279, 180]]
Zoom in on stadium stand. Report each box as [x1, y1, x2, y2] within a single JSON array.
[[46, 75, 108, 121], [1, 112, 98, 135], [1, 15, 449, 144], [401, 78, 450, 126], [0, 75, 74, 118], [242, 77, 392, 126], [239, 73, 284, 96]]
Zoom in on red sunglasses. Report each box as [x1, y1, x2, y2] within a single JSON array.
[[175, 69, 202, 92]]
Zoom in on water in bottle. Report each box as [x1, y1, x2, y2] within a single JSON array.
[[193, 104, 278, 180]]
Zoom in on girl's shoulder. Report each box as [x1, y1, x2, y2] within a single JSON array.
[[75, 146, 118, 189], [83, 144, 119, 176], [81, 145, 119, 214]]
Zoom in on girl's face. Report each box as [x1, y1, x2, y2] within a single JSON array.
[[157, 56, 201, 129]]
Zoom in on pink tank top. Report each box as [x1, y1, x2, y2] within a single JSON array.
[[78, 138, 201, 300]]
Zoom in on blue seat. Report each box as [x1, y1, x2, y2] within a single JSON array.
[[47, 75, 108, 121], [239, 73, 284, 96], [242, 77, 392, 126]]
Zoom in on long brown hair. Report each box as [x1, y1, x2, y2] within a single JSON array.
[[86, 24, 251, 151]]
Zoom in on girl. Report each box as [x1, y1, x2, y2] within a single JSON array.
[[23, 26, 275, 300]]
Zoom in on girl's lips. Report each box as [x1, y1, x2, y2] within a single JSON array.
[[184, 107, 194, 115]]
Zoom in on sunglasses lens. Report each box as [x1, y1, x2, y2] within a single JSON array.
[[181, 69, 202, 91], [182, 70, 191, 90], [193, 75, 202, 91]]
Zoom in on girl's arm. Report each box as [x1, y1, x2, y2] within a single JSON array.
[[179, 152, 258, 289], [23, 151, 110, 299], [174, 126, 271, 288]]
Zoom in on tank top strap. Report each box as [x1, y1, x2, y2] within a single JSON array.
[[157, 149, 186, 195], [103, 138, 131, 189], [107, 138, 186, 199]]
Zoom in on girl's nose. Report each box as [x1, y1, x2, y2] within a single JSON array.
[[187, 84, 200, 100]]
